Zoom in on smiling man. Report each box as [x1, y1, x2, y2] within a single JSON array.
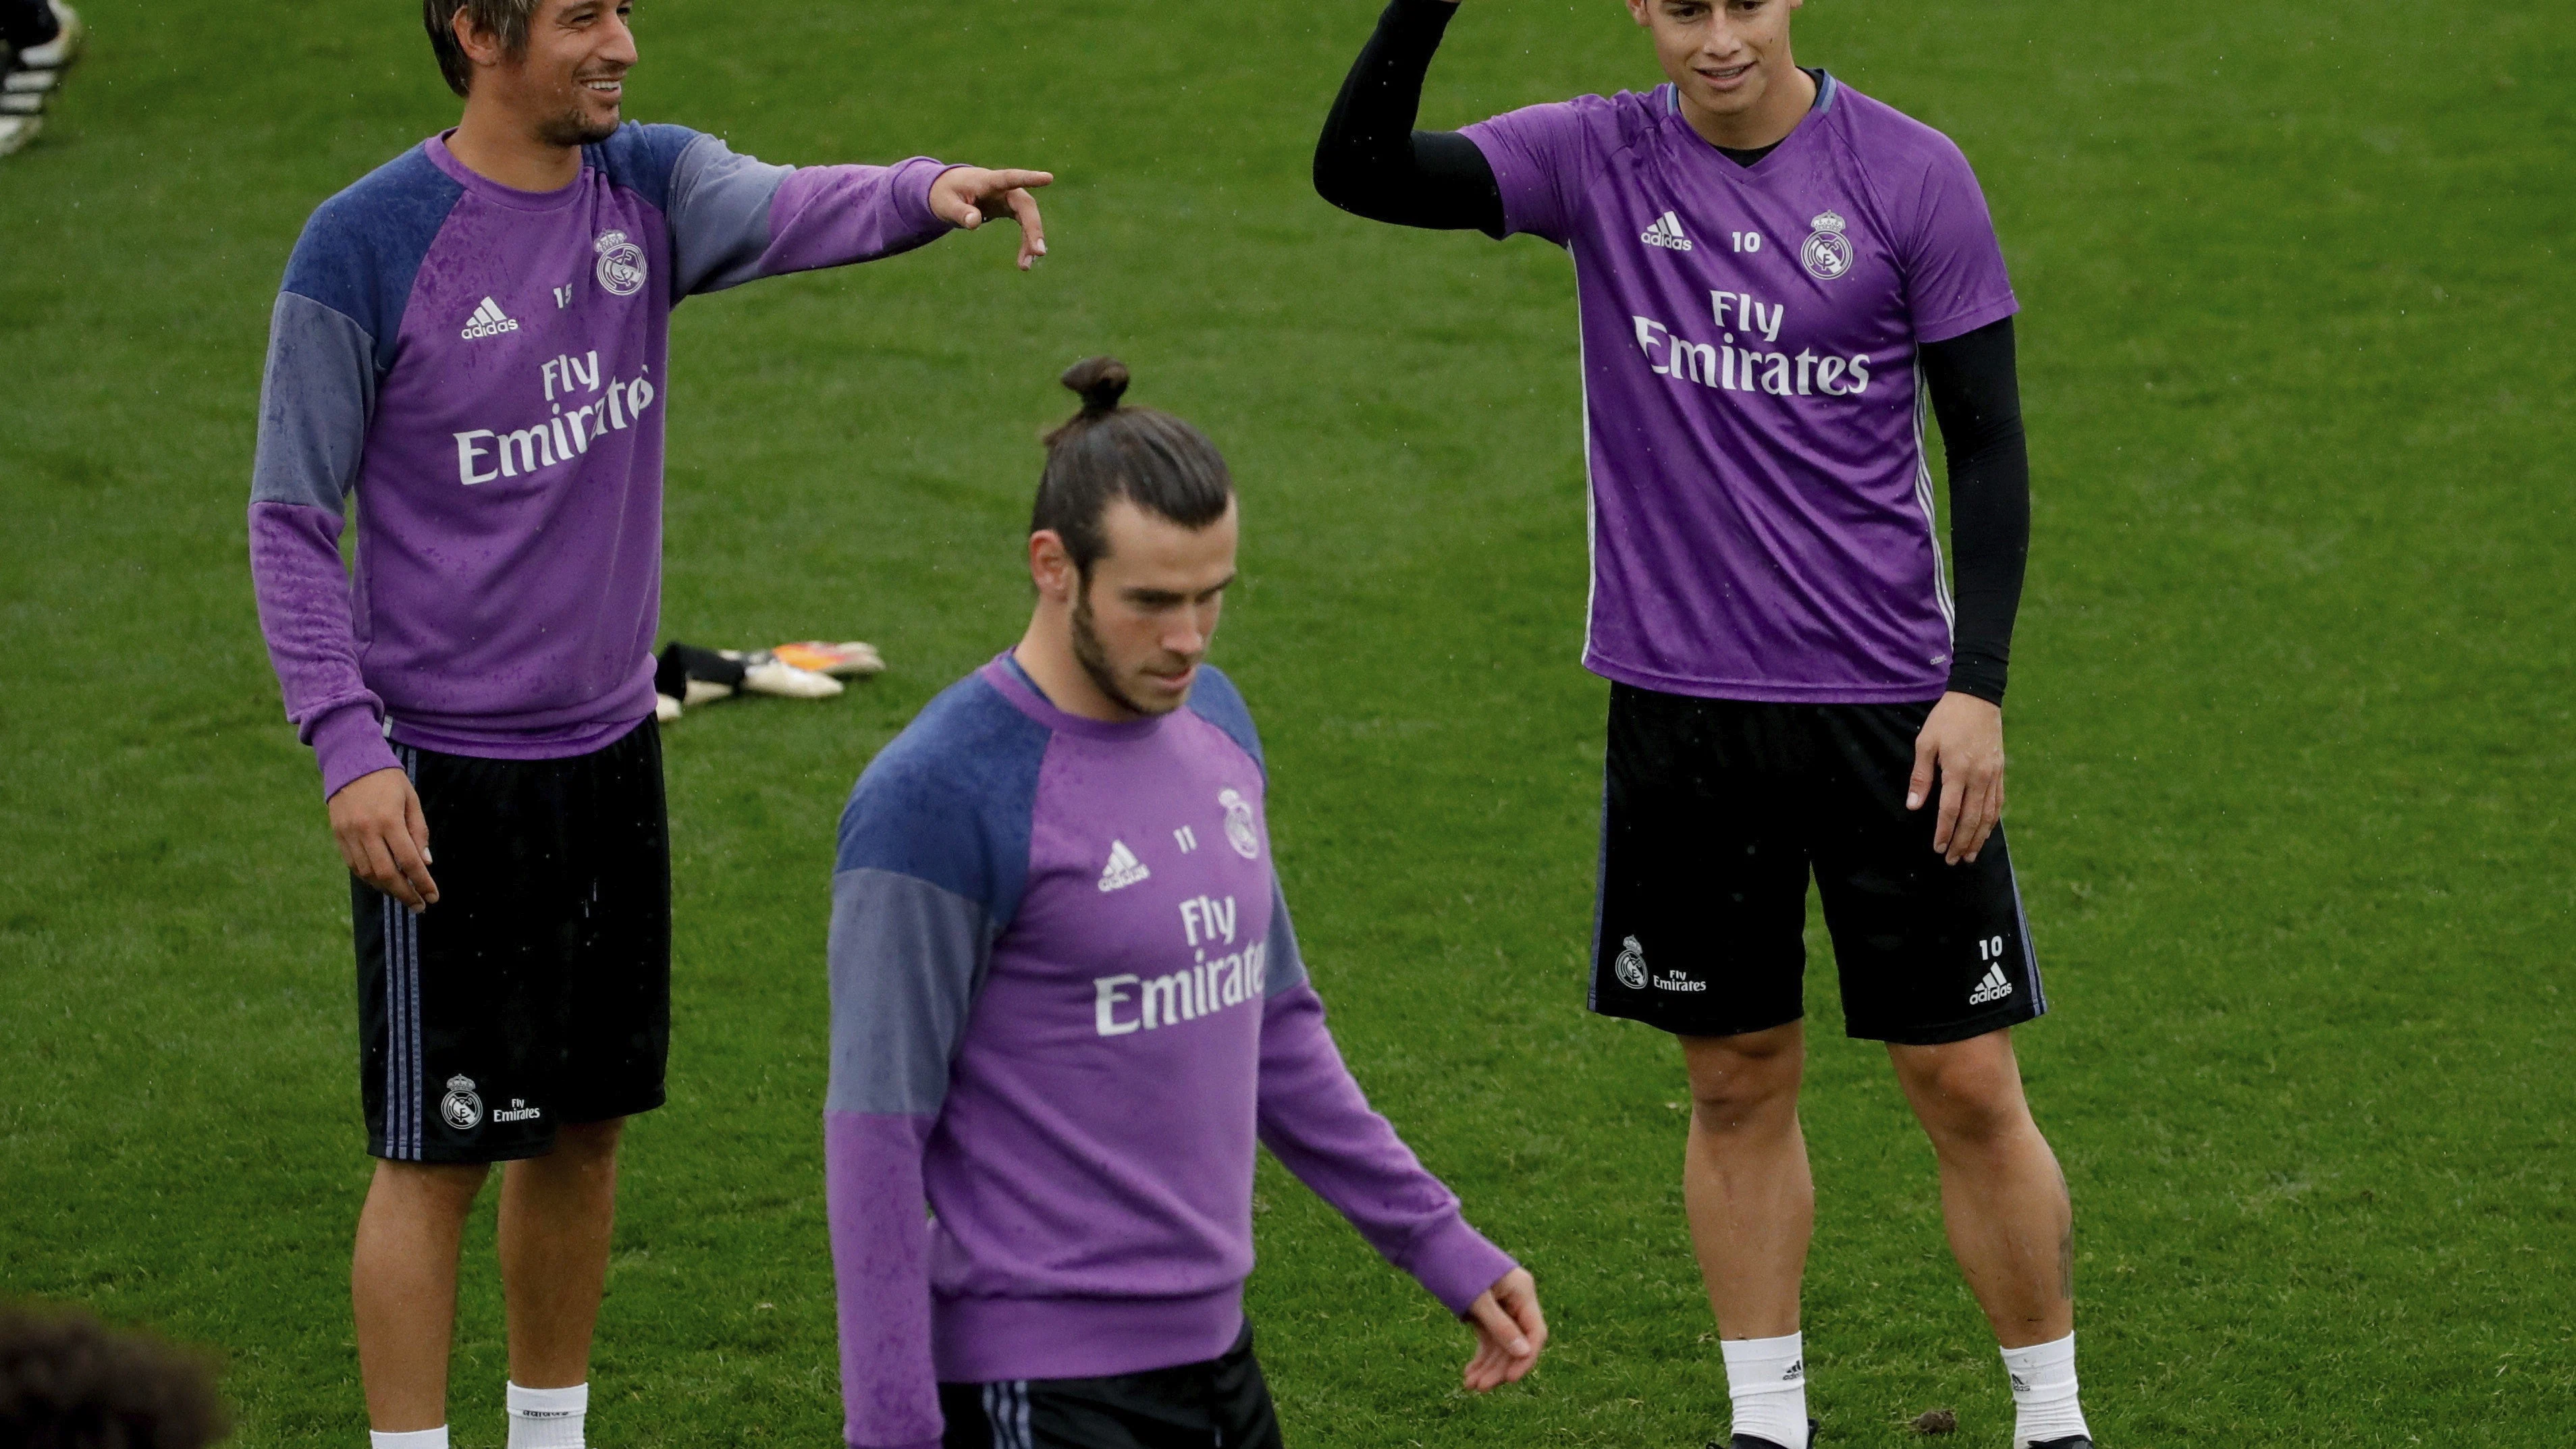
[[244, 1, 1052, 1444], [1314, 3, 2091, 1448], [822, 358, 1545, 1449]]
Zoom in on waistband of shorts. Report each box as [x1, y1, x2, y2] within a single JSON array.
[[932, 1284, 1244, 1384]]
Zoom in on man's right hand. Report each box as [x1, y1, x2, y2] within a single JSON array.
[[329, 767, 438, 911]]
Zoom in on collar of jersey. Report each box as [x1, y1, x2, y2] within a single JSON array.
[[1660, 70, 1836, 175], [425, 131, 592, 213], [981, 653, 1166, 742]]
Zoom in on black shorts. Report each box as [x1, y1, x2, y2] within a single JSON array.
[[1591, 684, 2045, 1046], [938, 1324, 1281, 1449], [354, 719, 670, 1164]]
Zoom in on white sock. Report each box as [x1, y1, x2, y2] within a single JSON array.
[[1720, 1332, 1810, 1449], [506, 1381, 588, 1449], [2000, 1334, 2089, 1446], [371, 1431, 448, 1449]]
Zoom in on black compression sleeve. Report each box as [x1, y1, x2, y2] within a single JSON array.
[[1314, 0, 1506, 235], [1919, 317, 2030, 705]]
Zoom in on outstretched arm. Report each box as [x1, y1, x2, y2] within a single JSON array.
[[1908, 315, 2029, 865], [662, 132, 1052, 296], [1314, 0, 1503, 234]]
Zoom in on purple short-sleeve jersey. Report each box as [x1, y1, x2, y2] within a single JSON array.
[[1463, 76, 2018, 701]]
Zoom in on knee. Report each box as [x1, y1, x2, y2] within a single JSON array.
[[551, 1116, 624, 1164], [1682, 1026, 1804, 1128], [1895, 1042, 2029, 1148], [377, 1158, 490, 1217]]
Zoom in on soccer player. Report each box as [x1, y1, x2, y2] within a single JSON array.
[[246, 1, 1053, 1445], [1314, 3, 2093, 1447], [824, 358, 1547, 1449]]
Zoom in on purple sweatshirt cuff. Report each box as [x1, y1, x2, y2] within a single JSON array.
[[907, 157, 962, 235], [312, 701, 400, 800], [1407, 1218, 1520, 1319]]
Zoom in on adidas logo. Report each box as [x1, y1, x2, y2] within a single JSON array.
[[1096, 839, 1150, 893], [459, 296, 520, 340], [1968, 963, 2014, 1006], [1640, 210, 1694, 251]]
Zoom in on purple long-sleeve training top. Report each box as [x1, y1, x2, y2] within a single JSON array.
[[248, 124, 957, 796], [826, 655, 1517, 1449]]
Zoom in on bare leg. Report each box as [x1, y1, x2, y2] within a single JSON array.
[[354, 1159, 491, 1431], [1680, 1022, 1813, 1339], [1886, 1029, 2073, 1348], [499, 1117, 624, 1388]]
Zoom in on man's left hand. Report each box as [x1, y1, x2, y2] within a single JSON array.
[[1461, 1267, 1547, 1392], [929, 165, 1054, 270], [1908, 691, 2006, 865]]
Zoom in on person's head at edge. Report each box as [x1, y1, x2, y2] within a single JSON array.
[[424, 0, 635, 148], [0, 1302, 231, 1449], [1015, 358, 1239, 722]]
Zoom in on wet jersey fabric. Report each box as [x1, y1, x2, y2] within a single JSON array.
[[825, 657, 1514, 1449], [1462, 77, 2018, 703], [249, 125, 956, 796]]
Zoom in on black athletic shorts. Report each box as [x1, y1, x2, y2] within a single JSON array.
[[1591, 684, 2045, 1045], [938, 1323, 1281, 1449], [354, 719, 670, 1164]]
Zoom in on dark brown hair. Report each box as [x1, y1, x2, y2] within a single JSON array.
[[0, 1304, 230, 1449], [1034, 358, 1234, 577], [423, 0, 544, 98]]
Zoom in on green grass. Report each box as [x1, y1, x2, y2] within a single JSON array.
[[3, 0, 2572, 1444]]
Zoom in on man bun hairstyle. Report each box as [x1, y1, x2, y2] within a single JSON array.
[[1034, 358, 1233, 578], [424, 0, 543, 99]]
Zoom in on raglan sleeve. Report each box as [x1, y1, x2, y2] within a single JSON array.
[[1900, 134, 2019, 344], [825, 745, 1008, 1449], [1458, 95, 1608, 247], [1252, 872, 1520, 1317], [247, 218, 401, 801], [662, 130, 959, 297]]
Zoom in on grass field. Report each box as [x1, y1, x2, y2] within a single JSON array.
[[3, 0, 2572, 1444]]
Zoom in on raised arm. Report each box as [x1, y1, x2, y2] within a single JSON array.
[[1314, 0, 1503, 234]]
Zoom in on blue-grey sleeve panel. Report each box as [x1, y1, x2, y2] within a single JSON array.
[[587, 124, 787, 300], [587, 121, 694, 213], [255, 144, 463, 510], [828, 670, 1052, 1116], [825, 869, 994, 1115], [664, 132, 795, 297], [836, 670, 1052, 931], [251, 293, 377, 510], [276, 144, 464, 378], [1264, 870, 1309, 998], [1184, 664, 1266, 777]]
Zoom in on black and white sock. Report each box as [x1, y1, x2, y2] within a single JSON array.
[[506, 1381, 587, 1449], [2000, 1334, 2089, 1446]]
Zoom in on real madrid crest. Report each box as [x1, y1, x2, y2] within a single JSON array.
[[1217, 788, 1261, 860], [594, 229, 647, 297], [1615, 935, 1648, 991], [1800, 209, 1854, 281], [440, 1074, 485, 1131]]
